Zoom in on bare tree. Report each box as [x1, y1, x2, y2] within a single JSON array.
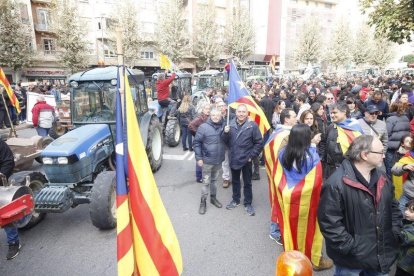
[[294, 18, 323, 65], [55, 0, 88, 73], [369, 35, 395, 69], [155, 0, 190, 64], [111, 0, 142, 67], [325, 20, 352, 69], [224, 7, 254, 62], [351, 23, 373, 67], [0, 0, 33, 80], [193, 0, 222, 69]]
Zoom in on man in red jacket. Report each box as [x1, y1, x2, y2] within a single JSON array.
[[156, 71, 176, 108], [31, 95, 55, 136]]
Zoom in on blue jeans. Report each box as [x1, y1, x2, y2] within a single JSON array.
[[181, 125, 192, 149], [196, 163, 202, 181], [385, 150, 395, 179], [270, 221, 281, 238], [36, 127, 50, 137], [4, 226, 19, 244], [334, 266, 388, 276], [399, 192, 412, 215]]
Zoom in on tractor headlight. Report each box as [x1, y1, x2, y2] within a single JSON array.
[[42, 157, 53, 164], [57, 157, 68, 164]]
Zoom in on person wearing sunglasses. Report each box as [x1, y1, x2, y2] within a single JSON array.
[[358, 105, 388, 158]]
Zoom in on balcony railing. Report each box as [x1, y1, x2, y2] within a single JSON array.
[[31, 0, 53, 4], [35, 23, 56, 33]]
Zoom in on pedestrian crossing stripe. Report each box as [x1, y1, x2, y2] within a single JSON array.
[[163, 152, 194, 161]]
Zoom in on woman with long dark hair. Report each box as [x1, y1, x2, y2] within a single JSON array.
[[274, 124, 333, 271]]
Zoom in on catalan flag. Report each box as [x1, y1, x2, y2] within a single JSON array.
[[336, 119, 363, 154], [0, 67, 21, 113], [274, 147, 324, 266], [227, 60, 270, 135], [392, 151, 414, 199], [116, 68, 183, 276], [264, 127, 290, 223]]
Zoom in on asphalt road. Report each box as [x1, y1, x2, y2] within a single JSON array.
[[0, 127, 335, 276]]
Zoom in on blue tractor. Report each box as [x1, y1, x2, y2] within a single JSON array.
[[20, 66, 163, 230]]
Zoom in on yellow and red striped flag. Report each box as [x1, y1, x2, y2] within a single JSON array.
[[336, 119, 363, 154], [0, 68, 21, 113], [264, 127, 290, 223], [392, 152, 413, 199], [116, 69, 183, 275], [227, 61, 270, 135], [273, 147, 324, 266]]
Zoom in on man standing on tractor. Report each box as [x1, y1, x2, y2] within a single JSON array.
[[0, 140, 20, 260], [156, 70, 176, 108]]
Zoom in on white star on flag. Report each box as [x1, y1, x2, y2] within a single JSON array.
[[237, 81, 246, 90]]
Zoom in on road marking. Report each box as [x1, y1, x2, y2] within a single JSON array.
[[162, 151, 195, 161], [163, 154, 186, 160]]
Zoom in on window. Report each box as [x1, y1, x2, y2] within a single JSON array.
[[43, 39, 55, 54], [140, 51, 154, 59], [37, 9, 50, 28], [19, 4, 29, 24]]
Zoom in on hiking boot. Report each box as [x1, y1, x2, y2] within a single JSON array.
[[269, 234, 283, 246], [223, 180, 230, 188], [210, 195, 222, 208], [251, 174, 260, 180], [199, 198, 206, 215], [6, 242, 21, 260], [245, 204, 255, 216], [312, 256, 333, 271], [226, 200, 240, 210]]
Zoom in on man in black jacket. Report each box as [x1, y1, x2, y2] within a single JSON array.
[[194, 108, 225, 215], [222, 104, 263, 216], [318, 135, 402, 275]]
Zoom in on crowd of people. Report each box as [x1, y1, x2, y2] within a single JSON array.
[[0, 82, 64, 130], [158, 70, 414, 275]]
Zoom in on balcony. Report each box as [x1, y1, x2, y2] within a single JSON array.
[[35, 44, 60, 62], [31, 0, 53, 4], [35, 23, 56, 34]]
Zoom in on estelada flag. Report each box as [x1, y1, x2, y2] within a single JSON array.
[[116, 69, 183, 276], [0, 68, 21, 113], [227, 60, 270, 135], [392, 151, 414, 199], [336, 119, 363, 154], [273, 146, 324, 266], [264, 127, 290, 223]]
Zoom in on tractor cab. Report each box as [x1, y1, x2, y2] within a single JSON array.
[[192, 70, 225, 105], [150, 71, 192, 101], [69, 67, 148, 126]]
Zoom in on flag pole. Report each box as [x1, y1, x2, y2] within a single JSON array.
[[116, 28, 124, 114], [226, 105, 230, 126]]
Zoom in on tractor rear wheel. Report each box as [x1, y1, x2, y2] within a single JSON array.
[[49, 122, 67, 139], [12, 172, 48, 230], [147, 116, 163, 172], [165, 119, 180, 147], [89, 171, 116, 230]]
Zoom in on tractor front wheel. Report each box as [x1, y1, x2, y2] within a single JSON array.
[[147, 116, 163, 172], [12, 172, 48, 230], [89, 171, 116, 230], [165, 119, 180, 147]]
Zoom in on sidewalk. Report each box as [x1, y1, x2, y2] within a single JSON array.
[[0, 123, 32, 136]]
